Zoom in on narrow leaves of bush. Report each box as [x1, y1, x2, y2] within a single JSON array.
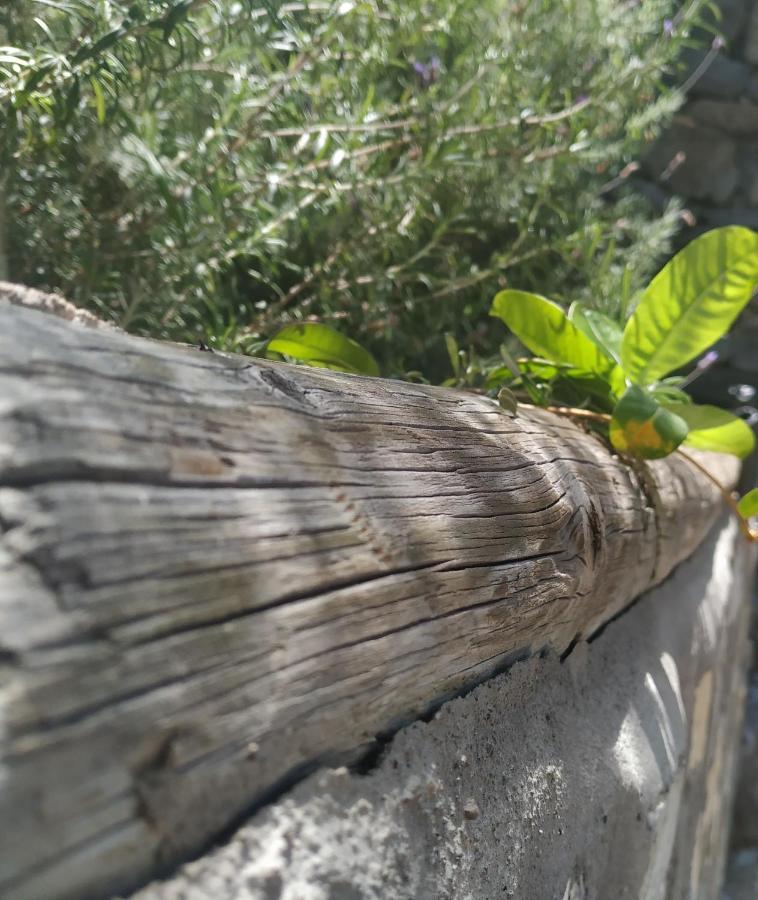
[[621, 227, 758, 384], [610, 385, 689, 459], [266, 323, 379, 376], [665, 403, 756, 459]]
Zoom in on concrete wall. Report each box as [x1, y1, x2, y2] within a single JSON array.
[[127, 518, 754, 900], [722, 581, 758, 900]]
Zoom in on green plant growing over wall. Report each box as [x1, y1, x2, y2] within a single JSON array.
[[269, 226, 758, 540], [489, 226, 758, 460], [489, 225, 758, 539]]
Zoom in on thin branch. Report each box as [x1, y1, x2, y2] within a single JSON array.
[[677, 448, 756, 542], [544, 405, 610, 423]]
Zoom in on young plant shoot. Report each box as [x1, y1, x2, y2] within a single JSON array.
[[490, 225, 758, 538]]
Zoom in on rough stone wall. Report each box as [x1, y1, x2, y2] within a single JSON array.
[[127, 518, 754, 900], [642, 0, 758, 229], [722, 583, 758, 900]]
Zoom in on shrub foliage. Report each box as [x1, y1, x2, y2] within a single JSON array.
[[1, 0, 706, 377]]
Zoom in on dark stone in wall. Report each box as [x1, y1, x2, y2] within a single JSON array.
[[642, 0, 758, 224], [745, 4, 758, 63], [681, 49, 751, 99], [645, 122, 738, 204], [688, 99, 758, 134]]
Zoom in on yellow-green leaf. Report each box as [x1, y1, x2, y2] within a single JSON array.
[[621, 227, 758, 384], [610, 385, 689, 459], [568, 302, 623, 365], [497, 386, 518, 414], [491, 290, 622, 385], [738, 488, 758, 518], [90, 76, 106, 124], [267, 323, 379, 376], [665, 403, 756, 459]]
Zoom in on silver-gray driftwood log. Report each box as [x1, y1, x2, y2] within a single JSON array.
[[0, 286, 741, 900]]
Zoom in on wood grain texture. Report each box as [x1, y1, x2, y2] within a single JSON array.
[[0, 289, 740, 900]]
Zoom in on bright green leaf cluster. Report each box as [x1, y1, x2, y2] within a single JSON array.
[[738, 489, 758, 519], [266, 323, 380, 377], [490, 226, 758, 461]]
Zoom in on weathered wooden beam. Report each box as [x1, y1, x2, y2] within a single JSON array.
[[0, 286, 740, 900]]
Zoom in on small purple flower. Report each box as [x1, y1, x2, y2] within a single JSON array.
[[679, 348, 720, 389], [412, 56, 442, 88], [696, 349, 720, 370], [663, 18, 675, 37], [712, 35, 725, 51]]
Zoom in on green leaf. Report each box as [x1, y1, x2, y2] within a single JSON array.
[[610, 385, 689, 459], [445, 333, 461, 378], [651, 387, 692, 405], [267, 323, 379, 376], [519, 359, 616, 411], [491, 290, 620, 379], [497, 386, 518, 414], [90, 76, 106, 124], [737, 488, 758, 518], [664, 403, 756, 459], [568, 302, 623, 365], [621, 227, 758, 384], [649, 378, 693, 406], [482, 365, 514, 391]]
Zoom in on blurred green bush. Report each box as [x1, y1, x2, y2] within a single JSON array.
[[1, 1, 706, 379]]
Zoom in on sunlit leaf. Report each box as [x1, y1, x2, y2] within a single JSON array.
[[738, 489, 758, 518], [568, 302, 623, 365], [665, 403, 756, 459], [267, 322, 379, 376], [610, 385, 689, 459], [90, 76, 105, 123], [491, 290, 620, 380], [445, 333, 461, 377], [622, 227, 758, 384]]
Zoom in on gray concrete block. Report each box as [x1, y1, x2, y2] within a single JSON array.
[[128, 519, 755, 900]]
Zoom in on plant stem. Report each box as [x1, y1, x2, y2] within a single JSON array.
[[521, 402, 611, 424], [677, 448, 756, 542]]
